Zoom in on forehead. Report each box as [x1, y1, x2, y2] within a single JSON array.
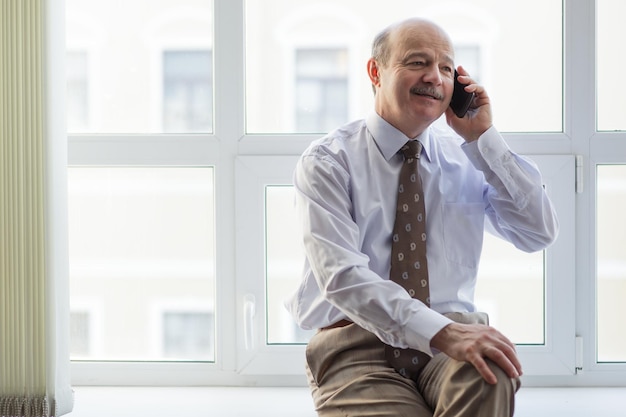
[[389, 22, 454, 62]]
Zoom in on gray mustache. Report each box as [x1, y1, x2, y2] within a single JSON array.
[[410, 87, 443, 100]]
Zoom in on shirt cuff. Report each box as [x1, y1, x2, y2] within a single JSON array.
[[404, 308, 454, 357], [461, 125, 510, 170]]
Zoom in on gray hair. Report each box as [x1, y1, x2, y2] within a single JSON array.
[[371, 24, 394, 66]]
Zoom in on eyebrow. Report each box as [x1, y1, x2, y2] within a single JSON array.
[[401, 51, 454, 67]]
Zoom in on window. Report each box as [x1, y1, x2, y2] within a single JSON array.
[[239, 155, 574, 376], [163, 50, 213, 133], [66, 0, 626, 386], [475, 234, 544, 345], [266, 179, 548, 348], [596, 165, 626, 362], [267, 184, 548, 347], [68, 167, 216, 362], [295, 48, 349, 133], [593, 0, 626, 376], [597, 0, 626, 131], [265, 185, 314, 344], [244, 0, 562, 134], [244, 4, 364, 134], [70, 311, 91, 357], [66, 51, 89, 131], [162, 311, 215, 360], [65, 0, 213, 134], [454, 45, 482, 84]]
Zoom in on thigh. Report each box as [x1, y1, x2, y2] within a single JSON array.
[[305, 324, 433, 417]]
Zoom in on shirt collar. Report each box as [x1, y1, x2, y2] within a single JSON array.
[[366, 111, 432, 162]]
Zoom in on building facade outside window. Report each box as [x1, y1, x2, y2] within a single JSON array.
[[163, 50, 213, 133], [294, 48, 349, 133]]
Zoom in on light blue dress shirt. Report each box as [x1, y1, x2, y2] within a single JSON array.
[[285, 112, 559, 355]]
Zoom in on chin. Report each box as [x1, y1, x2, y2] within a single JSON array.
[[412, 109, 443, 125]]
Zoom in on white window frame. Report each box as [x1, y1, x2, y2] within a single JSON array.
[[68, 0, 626, 387]]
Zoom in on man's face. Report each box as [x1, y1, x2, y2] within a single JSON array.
[[372, 23, 455, 138]]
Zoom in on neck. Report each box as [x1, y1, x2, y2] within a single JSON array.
[[375, 108, 430, 139]]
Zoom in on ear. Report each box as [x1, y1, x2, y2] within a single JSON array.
[[367, 58, 381, 87]]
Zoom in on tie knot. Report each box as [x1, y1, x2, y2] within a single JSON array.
[[401, 140, 422, 161]]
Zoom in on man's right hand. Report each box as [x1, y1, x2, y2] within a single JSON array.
[[430, 322, 522, 384]]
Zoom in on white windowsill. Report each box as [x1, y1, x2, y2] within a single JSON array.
[[67, 386, 625, 416]]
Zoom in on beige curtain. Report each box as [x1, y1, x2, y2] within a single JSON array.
[[0, 0, 73, 416]]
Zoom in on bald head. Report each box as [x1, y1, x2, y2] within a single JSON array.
[[371, 18, 453, 67]]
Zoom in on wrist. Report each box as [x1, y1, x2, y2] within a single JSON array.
[[464, 125, 491, 143], [430, 322, 463, 351]]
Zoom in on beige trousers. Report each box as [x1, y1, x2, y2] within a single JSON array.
[[305, 313, 520, 417]]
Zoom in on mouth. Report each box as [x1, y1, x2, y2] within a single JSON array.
[[410, 87, 443, 101]]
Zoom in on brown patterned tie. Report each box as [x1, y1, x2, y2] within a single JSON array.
[[385, 140, 432, 381]]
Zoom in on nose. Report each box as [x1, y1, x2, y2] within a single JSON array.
[[422, 65, 443, 85]]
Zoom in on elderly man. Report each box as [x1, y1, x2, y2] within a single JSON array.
[[286, 17, 558, 416]]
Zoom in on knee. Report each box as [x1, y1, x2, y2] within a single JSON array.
[[419, 356, 520, 416], [475, 359, 519, 417], [452, 360, 521, 417], [442, 359, 519, 400], [485, 359, 521, 395]]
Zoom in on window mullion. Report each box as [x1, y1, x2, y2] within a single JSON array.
[[564, 0, 597, 374], [212, 0, 246, 374], [564, 0, 596, 143]]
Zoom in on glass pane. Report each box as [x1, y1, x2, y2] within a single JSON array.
[[70, 312, 91, 357], [265, 185, 544, 345], [245, 0, 562, 134], [597, 165, 626, 362], [66, 51, 89, 132], [265, 186, 315, 344], [162, 312, 214, 360], [68, 167, 216, 361], [163, 50, 213, 133], [475, 235, 544, 345], [597, 0, 626, 131], [295, 49, 349, 133], [65, 0, 214, 134]]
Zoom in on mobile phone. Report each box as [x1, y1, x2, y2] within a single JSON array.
[[449, 69, 475, 118]]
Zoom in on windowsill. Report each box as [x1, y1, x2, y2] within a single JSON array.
[[67, 386, 625, 416]]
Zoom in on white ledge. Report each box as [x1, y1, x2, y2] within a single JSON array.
[[67, 386, 626, 417]]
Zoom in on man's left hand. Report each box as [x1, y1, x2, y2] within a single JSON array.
[[445, 66, 493, 143]]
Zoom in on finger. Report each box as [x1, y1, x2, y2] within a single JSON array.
[[468, 91, 491, 113], [470, 355, 498, 385], [484, 347, 521, 380], [466, 83, 485, 97], [503, 345, 523, 376], [456, 75, 474, 90], [484, 331, 522, 378], [456, 65, 471, 77], [493, 334, 523, 375]]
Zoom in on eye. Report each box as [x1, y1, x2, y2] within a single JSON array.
[[408, 60, 425, 67], [441, 65, 453, 73]]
